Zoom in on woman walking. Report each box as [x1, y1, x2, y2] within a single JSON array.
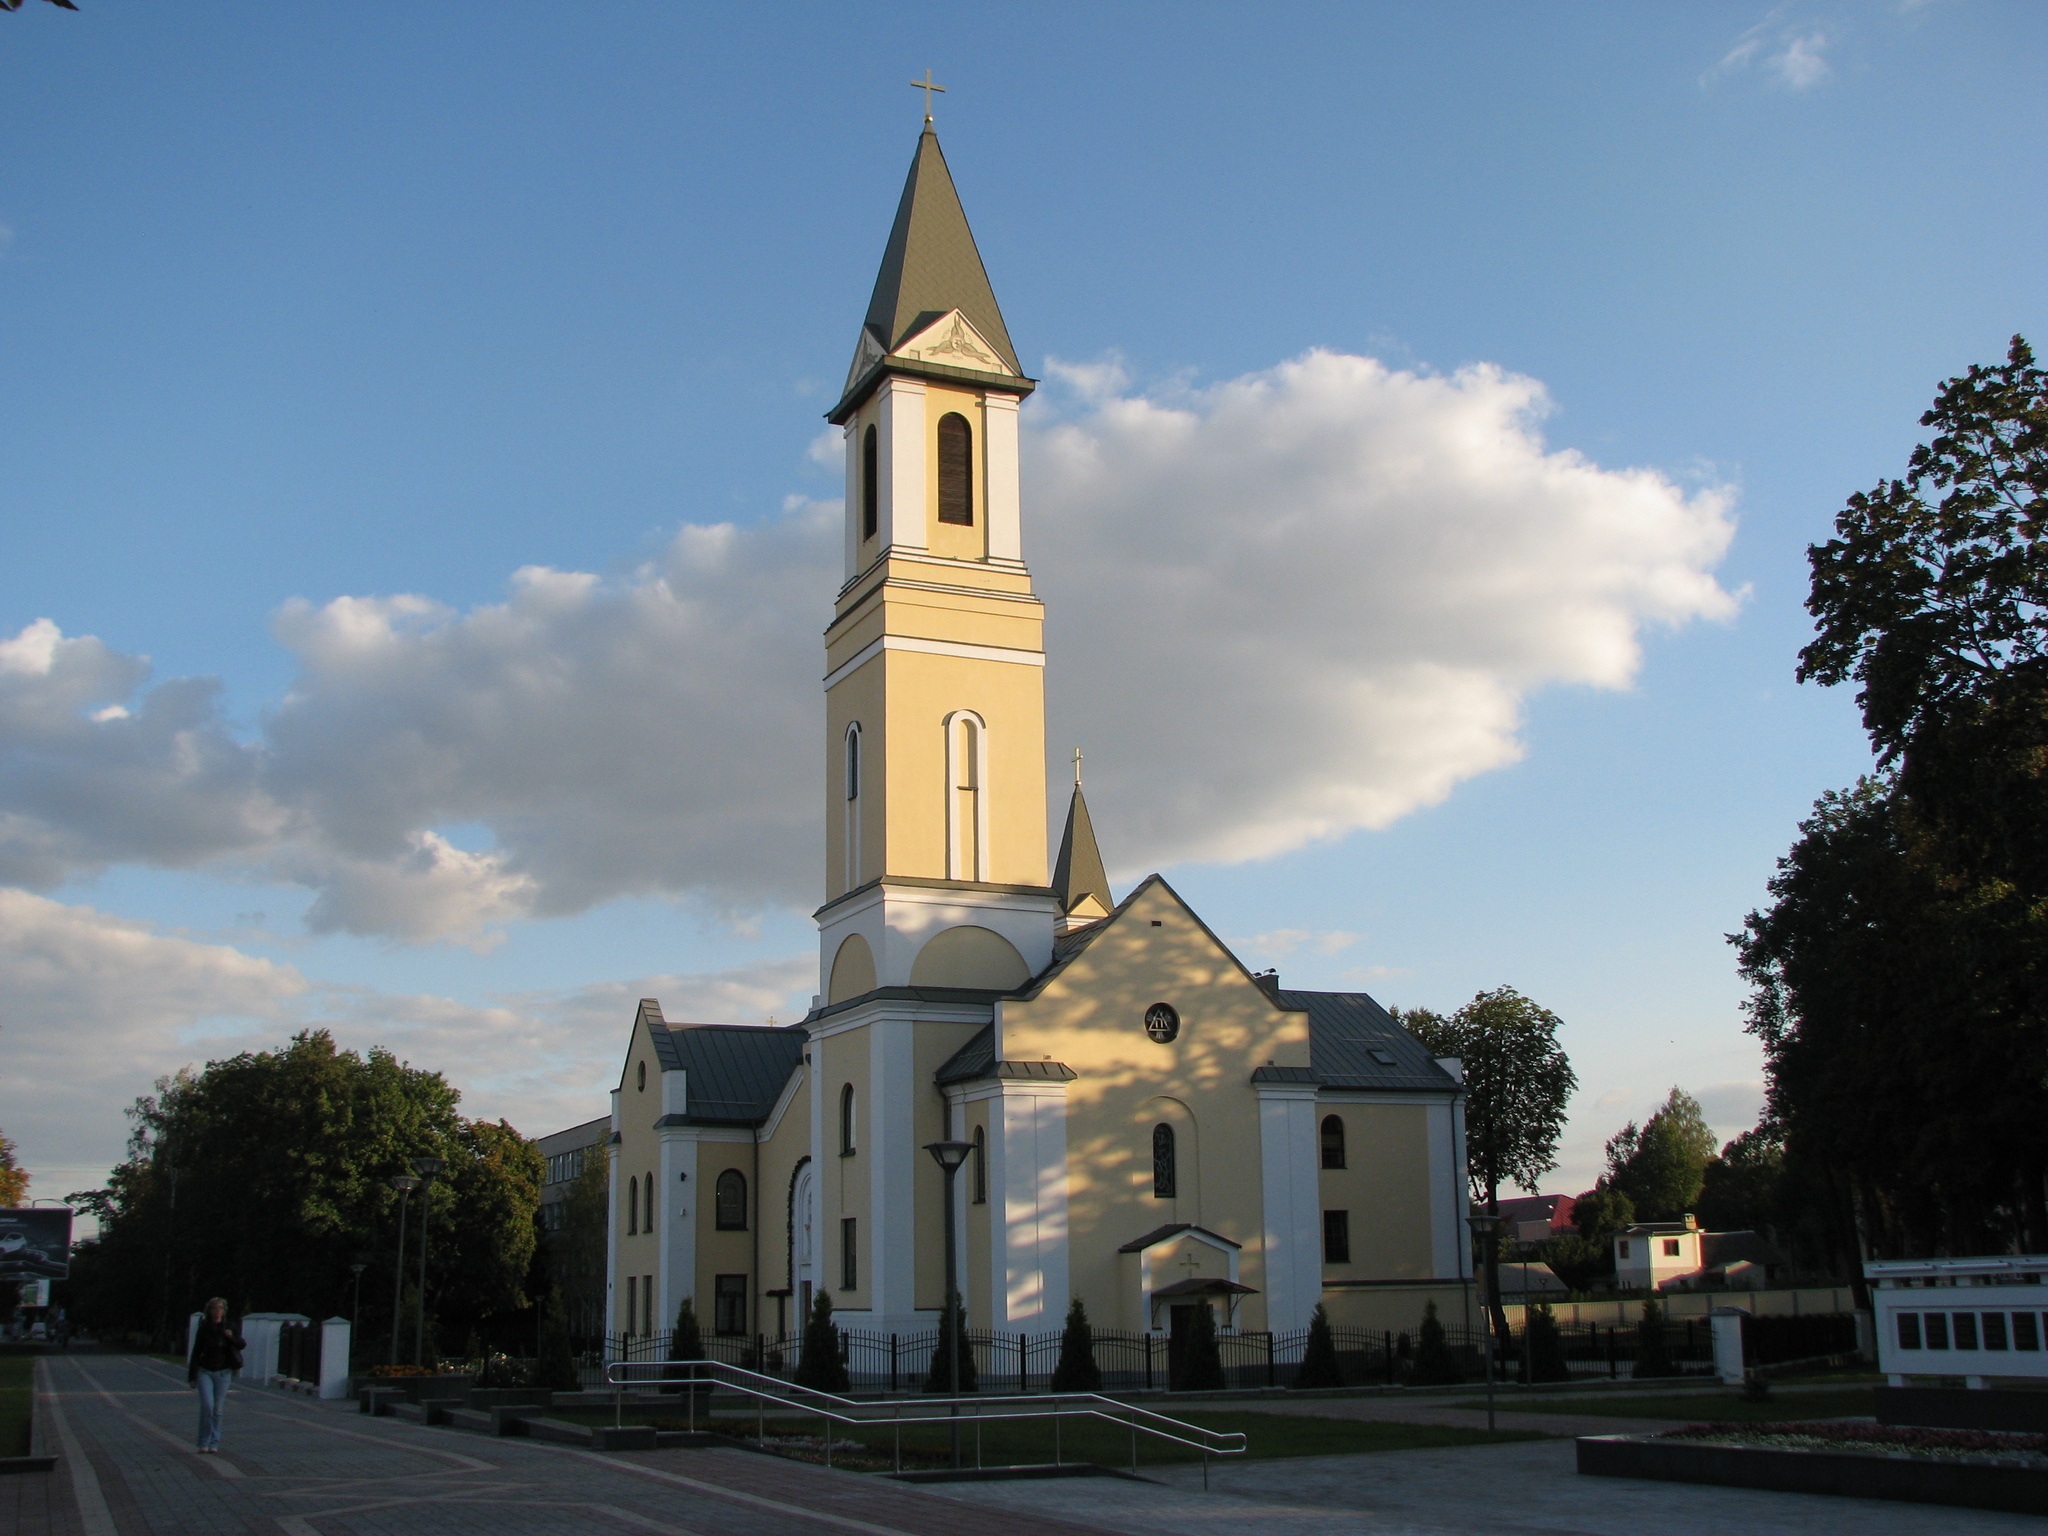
[[187, 1298, 244, 1454]]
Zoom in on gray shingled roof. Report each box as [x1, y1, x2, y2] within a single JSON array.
[[1273, 987, 1461, 1092], [651, 1023, 806, 1126]]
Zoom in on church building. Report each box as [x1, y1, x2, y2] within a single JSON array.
[[597, 122, 1473, 1355]]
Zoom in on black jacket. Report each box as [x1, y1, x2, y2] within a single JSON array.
[[188, 1319, 245, 1380]]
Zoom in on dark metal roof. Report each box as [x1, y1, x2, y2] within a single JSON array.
[[1275, 988, 1460, 1092], [1149, 1277, 1258, 1299], [647, 1019, 806, 1127], [935, 1024, 995, 1085], [1051, 785, 1112, 918], [1117, 1222, 1242, 1254], [862, 127, 1019, 374]]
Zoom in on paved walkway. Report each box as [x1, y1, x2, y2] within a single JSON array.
[[18, 1354, 1124, 1536]]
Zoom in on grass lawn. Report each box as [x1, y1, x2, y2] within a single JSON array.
[[1454, 1387, 1877, 1423], [548, 1404, 1541, 1469], [0, 1354, 32, 1457]]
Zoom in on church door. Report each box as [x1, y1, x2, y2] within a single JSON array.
[[792, 1162, 816, 1336]]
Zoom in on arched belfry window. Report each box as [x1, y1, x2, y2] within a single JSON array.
[[861, 424, 879, 542], [937, 412, 973, 526], [644, 1170, 655, 1229], [1321, 1115, 1346, 1170], [944, 711, 987, 881], [839, 1083, 856, 1156], [1152, 1124, 1177, 1199], [627, 1175, 639, 1235], [972, 1125, 987, 1205], [715, 1169, 748, 1230]]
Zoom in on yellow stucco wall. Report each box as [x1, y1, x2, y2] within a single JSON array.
[[612, 1022, 662, 1335], [816, 1028, 871, 1309], [996, 880, 1312, 1334], [751, 1070, 811, 1341], [1316, 1102, 1438, 1282]]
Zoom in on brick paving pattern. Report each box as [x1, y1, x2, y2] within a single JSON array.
[[19, 1355, 1124, 1536]]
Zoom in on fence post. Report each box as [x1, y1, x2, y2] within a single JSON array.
[[1019, 1333, 1027, 1394], [1143, 1332, 1153, 1392], [1265, 1330, 1275, 1389], [1606, 1325, 1617, 1379], [890, 1333, 898, 1394]]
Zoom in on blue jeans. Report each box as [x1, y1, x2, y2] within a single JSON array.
[[194, 1369, 233, 1449]]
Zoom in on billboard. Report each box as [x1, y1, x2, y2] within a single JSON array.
[[0, 1209, 72, 1281]]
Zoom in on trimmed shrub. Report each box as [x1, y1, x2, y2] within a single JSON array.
[[925, 1299, 979, 1393], [1408, 1300, 1464, 1385], [1292, 1303, 1344, 1389], [1633, 1296, 1678, 1378], [794, 1289, 850, 1393], [1524, 1302, 1571, 1383], [1049, 1296, 1102, 1392]]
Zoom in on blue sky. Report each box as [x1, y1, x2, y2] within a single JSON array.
[[3, 2, 2043, 1202]]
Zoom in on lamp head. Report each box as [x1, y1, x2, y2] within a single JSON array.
[[923, 1140, 974, 1172], [1465, 1211, 1504, 1238], [390, 1174, 421, 1193], [411, 1155, 447, 1180]]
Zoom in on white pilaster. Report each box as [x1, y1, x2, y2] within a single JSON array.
[[879, 377, 928, 553], [657, 1133, 699, 1332], [604, 1088, 621, 1348], [991, 1080, 1068, 1328], [841, 422, 862, 579], [867, 1017, 918, 1322], [1257, 1085, 1322, 1334], [982, 393, 1022, 563], [1429, 1095, 1473, 1281]]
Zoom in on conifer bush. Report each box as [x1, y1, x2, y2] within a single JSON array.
[[924, 1299, 978, 1392], [667, 1294, 705, 1395], [1523, 1302, 1571, 1383], [1292, 1303, 1344, 1389], [1049, 1296, 1102, 1392], [1632, 1296, 1678, 1378], [794, 1289, 850, 1392], [1407, 1299, 1464, 1385], [533, 1292, 581, 1392]]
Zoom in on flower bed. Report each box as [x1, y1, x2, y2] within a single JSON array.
[[1661, 1419, 2048, 1467]]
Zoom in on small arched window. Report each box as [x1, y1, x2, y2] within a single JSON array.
[[627, 1175, 639, 1235], [861, 423, 879, 542], [845, 724, 861, 801], [937, 412, 973, 526], [839, 1083, 856, 1156], [644, 1170, 655, 1230], [1321, 1115, 1346, 1170], [715, 1169, 748, 1230], [971, 1125, 987, 1205], [636, 1060, 646, 1092], [1152, 1123, 1177, 1199]]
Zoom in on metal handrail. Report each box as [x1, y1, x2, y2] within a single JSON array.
[[600, 1358, 1247, 1481]]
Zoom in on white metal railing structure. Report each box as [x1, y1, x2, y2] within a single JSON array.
[[602, 1359, 1248, 1485]]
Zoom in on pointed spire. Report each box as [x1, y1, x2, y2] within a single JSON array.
[[1052, 782, 1112, 919], [862, 127, 1020, 375]]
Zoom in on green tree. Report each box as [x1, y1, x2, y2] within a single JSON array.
[[63, 1030, 540, 1349], [1603, 1089, 1717, 1221], [1523, 1302, 1570, 1384], [1048, 1296, 1102, 1392], [533, 1288, 581, 1391], [1570, 1186, 1635, 1244], [1291, 1303, 1343, 1390], [0, 1132, 27, 1207], [1695, 1125, 1785, 1236], [1407, 1299, 1462, 1386], [1399, 989, 1575, 1343], [540, 1153, 610, 1339], [794, 1289, 850, 1392], [1537, 1231, 1609, 1295]]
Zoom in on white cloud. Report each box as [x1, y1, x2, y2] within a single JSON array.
[[0, 349, 1734, 944], [1243, 928, 1360, 959], [1707, 11, 1834, 90], [0, 886, 811, 1201]]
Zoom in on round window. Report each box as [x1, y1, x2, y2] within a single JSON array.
[[1144, 1003, 1180, 1043]]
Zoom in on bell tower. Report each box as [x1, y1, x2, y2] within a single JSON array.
[[817, 124, 1055, 1004]]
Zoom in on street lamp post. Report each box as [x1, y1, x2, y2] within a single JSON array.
[[923, 1140, 974, 1469], [411, 1156, 446, 1368], [1466, 1209, 1504, 1435], [349, 1262, 367, 1331], [388, 1176, 420, 1367]]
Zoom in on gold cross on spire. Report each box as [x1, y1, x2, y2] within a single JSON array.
[[910, 70, 946, 124], [1072, 747, 1083, 787]]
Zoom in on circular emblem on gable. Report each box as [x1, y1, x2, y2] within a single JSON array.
[[1144, 1002, 1181, 1043]]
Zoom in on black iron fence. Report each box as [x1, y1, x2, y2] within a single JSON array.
[[583, 1311, 1736, 1392]]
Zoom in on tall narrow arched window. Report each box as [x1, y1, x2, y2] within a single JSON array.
[[843, 723, 862, 893], [971, 1125, 987, 1204], [715, 1169, 748, 1230], [1321, 1114, 1346, 1170], [1152, 1123, 1177, 1199], [839, 1083, 856, 1156], [945, 711, 986, 880], [627, 1175, 639, 1235], [861, 423, 879, 542], [644, 1170, 655, 1230], [937, 412, 973, 525]]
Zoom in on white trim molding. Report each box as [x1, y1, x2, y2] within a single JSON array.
[[822, 634, 1045, 692]]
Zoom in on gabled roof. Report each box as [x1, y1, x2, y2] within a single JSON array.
[[862, 128, 1019, 374], [1274, 987, 1460, 1093], [634, 999, 806, 1127], [1118, 1222, 1242, 1254]]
